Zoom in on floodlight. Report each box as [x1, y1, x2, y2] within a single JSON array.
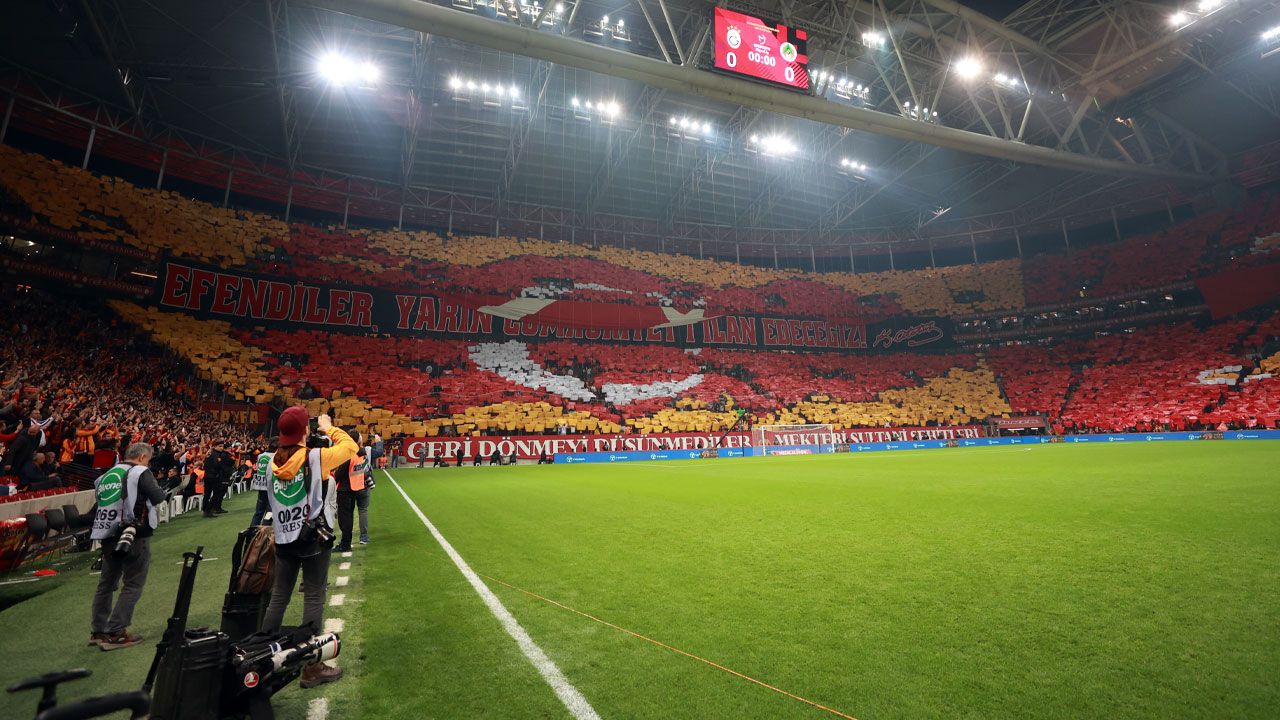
[[750, 134, 759, 143], [602, 14, 609, 23], [495, 85, 506, 96], [862, 31, 885, 47], [361, 61, 381, 84], [509, 86, 520, 98], [1170, 11, 1188, 25], [585, 100, 593, 109], [618, 18, 624, 27], [449, 76, 463, 90], [1264, 25, 1280, 40], [954, 56, 983, 79], [1197, 0, 1222, 11], [670, 116, 678, 125], [467, 80, 477, 90], [606, 101, 620, 116], [481, 82, 491, 92], [555, 2, 564, 12], [571, 96, 580, 106], [701, 121, 711, 134], [318, 52, 353, 86]]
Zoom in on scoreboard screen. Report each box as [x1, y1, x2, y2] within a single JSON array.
[[712, 7, 810, 92]]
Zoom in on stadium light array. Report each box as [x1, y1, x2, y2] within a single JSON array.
[[449, 76, 526, 108], [954, 56, 984, 80], [317, 52, 381, 87], [834, 77, 870, 101], [571, 96, 623, 122], [839, 157, 869, 172], [749, 134, 798, 157], [1170, 0, 1232, 30], [862, 31, 886, 48], [993, 72, 1022, 89], [669, 116, 713, 137], [901, 101, 939, 122]]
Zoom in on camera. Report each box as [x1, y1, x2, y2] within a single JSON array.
[[114, 525, 139, 556]]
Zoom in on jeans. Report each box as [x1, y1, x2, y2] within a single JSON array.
[[91, 537, 152, 635], [250, 490, 270, 527], [337, 489, 370, 546], [262, 545, 331, 632], [390, 452, 400, 468]]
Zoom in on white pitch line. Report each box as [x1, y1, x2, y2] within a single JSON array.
[[329, 593, 346, 607], [0, 577, 41, 586], [341, 551, 353, 558], [307, 697, 329, 720], [335, 576, 350, 587], [324, 618, 345, 634], [384, 470, 601, 720], [339, 562, 351, 571]]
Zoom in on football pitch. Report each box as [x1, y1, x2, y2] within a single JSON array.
[[1, 442, 1277, 719]]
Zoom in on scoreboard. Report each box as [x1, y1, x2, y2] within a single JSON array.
[[712, 7, 810, 92]]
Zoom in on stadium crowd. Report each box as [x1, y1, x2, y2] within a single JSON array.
[[1, 143, 1279, 462], [0, 286, 258, 498]]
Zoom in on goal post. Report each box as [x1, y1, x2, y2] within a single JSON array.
[[751, 424, 840, 457]]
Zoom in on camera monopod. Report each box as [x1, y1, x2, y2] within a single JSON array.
[[143, 546, 204, 693]]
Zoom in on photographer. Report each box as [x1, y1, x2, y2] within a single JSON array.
[[262, 408, 358, 688], [248, 437, 278, 527], [89, 442, 167, 651], [334, 430, 380, 551]]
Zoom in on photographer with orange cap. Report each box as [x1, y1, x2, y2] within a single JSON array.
[[261, 406, 358, 688]]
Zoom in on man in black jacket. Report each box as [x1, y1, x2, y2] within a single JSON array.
[[202, 440, 234, 518]]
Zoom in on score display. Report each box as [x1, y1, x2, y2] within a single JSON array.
[[712, 7, 810, 91]]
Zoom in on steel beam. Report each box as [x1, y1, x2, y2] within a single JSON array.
[[300, 0, 1211, 183], [264, 0, 300, 171]]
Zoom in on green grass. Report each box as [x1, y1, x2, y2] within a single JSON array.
[[3, 443, 1278, 719], [0, 493, 368, 720]]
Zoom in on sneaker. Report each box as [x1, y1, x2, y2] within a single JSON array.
[[335, 543, 352, 553], [358, 536, 369, 545], [299, 662, 344, 689], [99, 630, 144, 651], [88, 632, 109, 647]]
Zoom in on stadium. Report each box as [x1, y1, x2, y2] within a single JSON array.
[[0, 0, 1278, 717]]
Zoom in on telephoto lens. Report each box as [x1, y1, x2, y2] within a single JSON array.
[[115, 525, 138, 555]]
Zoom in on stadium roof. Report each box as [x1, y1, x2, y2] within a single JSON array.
[[2, 0, 1279, 253]]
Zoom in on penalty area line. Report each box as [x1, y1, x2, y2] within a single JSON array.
[[383, 470, 601, 720]]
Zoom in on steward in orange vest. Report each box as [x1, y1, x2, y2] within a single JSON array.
[[333, 430, 382, 551]]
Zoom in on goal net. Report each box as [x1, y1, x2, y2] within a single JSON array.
[[751, 424, 839, 457]]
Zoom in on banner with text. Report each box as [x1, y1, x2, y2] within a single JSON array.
[[198, 401, 269, 426], [402, 426, 982, 462], [157, 261, 953, 352]]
